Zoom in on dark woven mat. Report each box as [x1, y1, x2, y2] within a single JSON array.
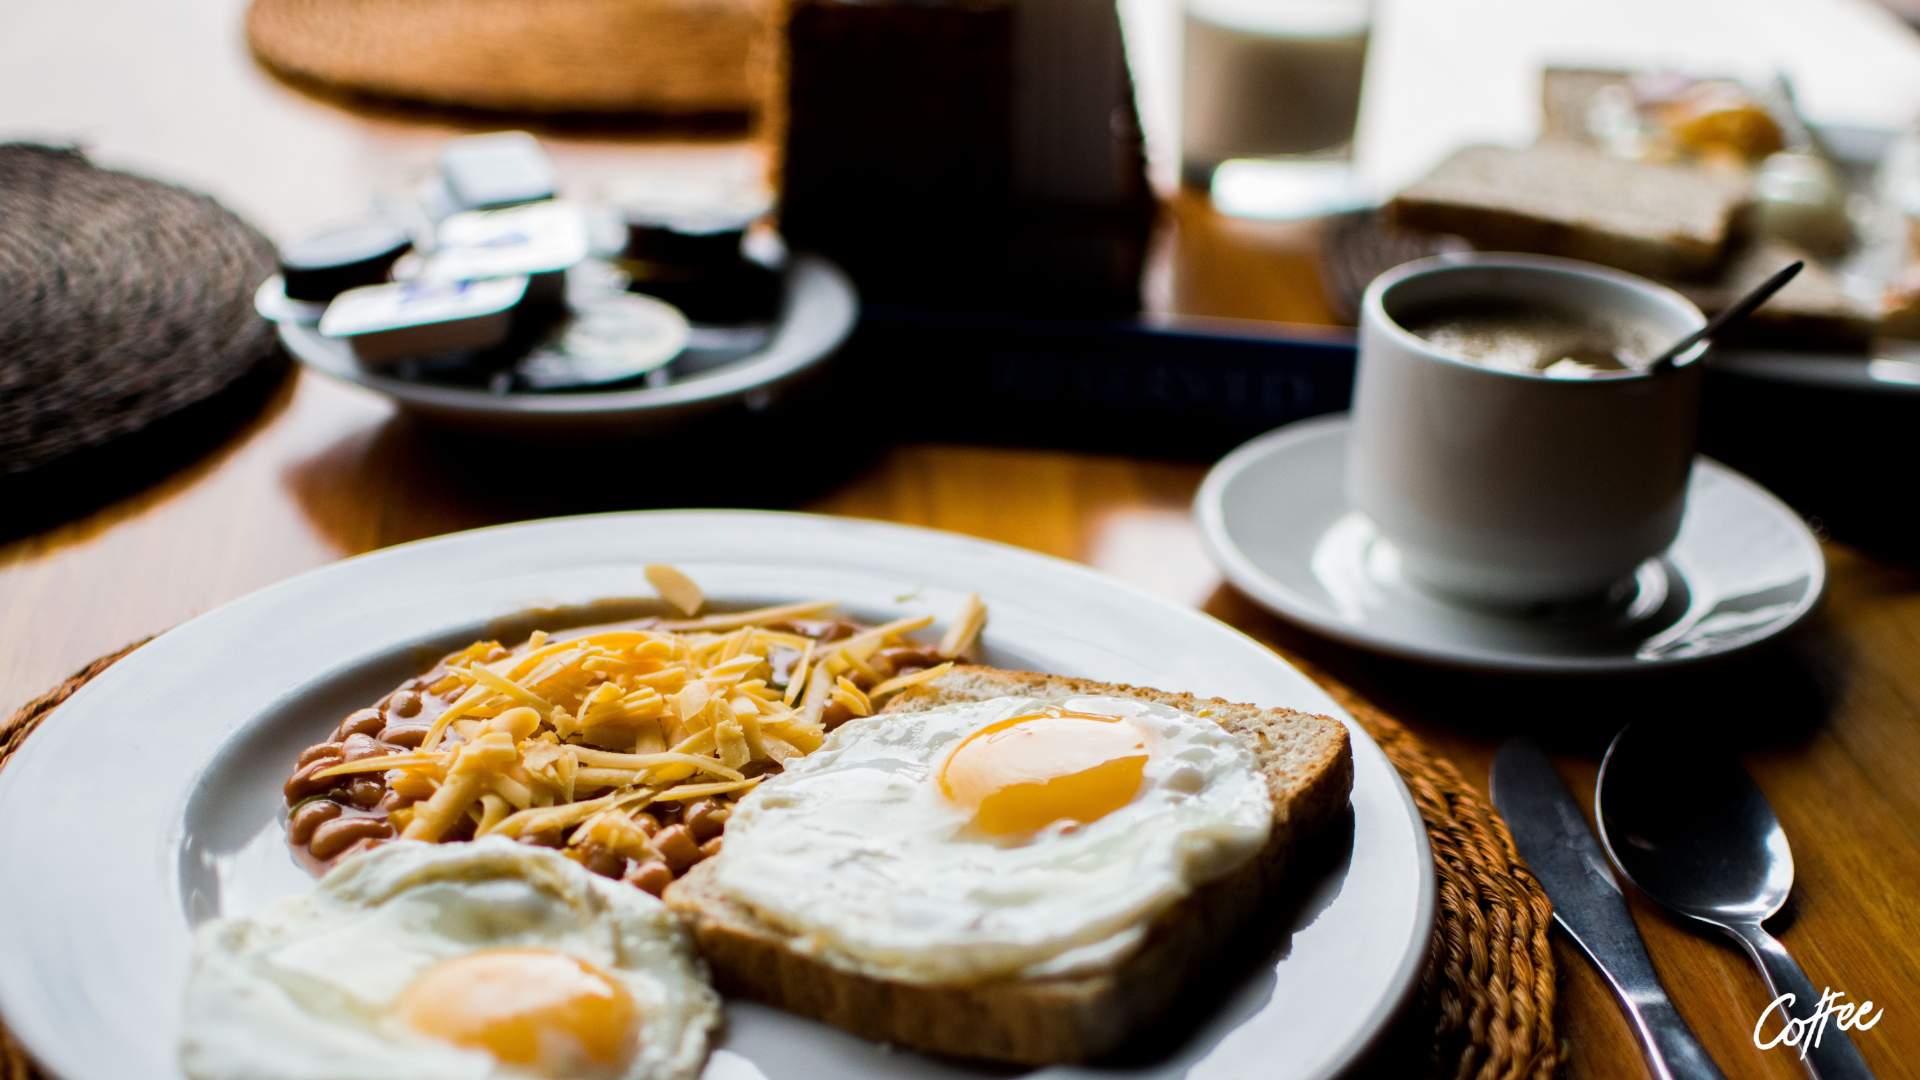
[[0, 641, 1556, 1080], [0, 145, 285, 537]]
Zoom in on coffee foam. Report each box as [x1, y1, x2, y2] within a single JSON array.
[[1399, 299, 1666, 379]]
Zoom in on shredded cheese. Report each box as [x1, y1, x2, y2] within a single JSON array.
[[868, 661, 955, 701], [939, 593, 987, 658], [313, 579, 986, 872], [646, 564, 707, 617], [658, 776, 763, 801]]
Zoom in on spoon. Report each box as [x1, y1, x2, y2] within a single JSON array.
[[1597, 723, 1876, 1079], [1650, 260, 1804, 371]]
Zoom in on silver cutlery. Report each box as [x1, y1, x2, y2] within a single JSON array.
[[1597, 722, 1877, 1080], [1491, 737, 1727, 1080], [1649, 259, 1803, 371]]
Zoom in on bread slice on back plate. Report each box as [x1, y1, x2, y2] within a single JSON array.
[[663, 666, 1353, 1065], [1386, 143, 1750, 280]]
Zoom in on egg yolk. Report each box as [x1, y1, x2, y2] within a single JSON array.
[[939, 709, 1149, 834], [395, 949, 639, 1076]]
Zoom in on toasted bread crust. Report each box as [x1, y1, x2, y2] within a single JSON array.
[[664, 667, 1352, 1064], [1387, 143, 1749, 280]]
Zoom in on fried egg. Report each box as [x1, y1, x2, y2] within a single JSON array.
[[181, 838, 719, 1080], [709, 695, 1273, 984]]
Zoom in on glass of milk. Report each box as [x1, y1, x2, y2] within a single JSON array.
[[1180, 0, 1372, 215]]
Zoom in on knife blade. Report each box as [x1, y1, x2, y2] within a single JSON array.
[[1490, 736, 1727, 1080]]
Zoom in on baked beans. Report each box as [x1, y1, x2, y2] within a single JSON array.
[[623, 860, 674, 897], [288, 800, 342, 845], [310, 817, 395, 860], [281, 601, 969, 890], [336, 709, 386, 740]]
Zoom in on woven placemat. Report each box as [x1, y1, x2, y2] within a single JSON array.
[[1280, 650, 1558, 1080], [0, 145, 284, 538], [0, 642, 1556, 1080], [247, 0, 770, 116], [1316, 209, 1466, 325]]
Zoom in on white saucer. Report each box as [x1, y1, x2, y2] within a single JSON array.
[[1194, 415, 1826, 674]]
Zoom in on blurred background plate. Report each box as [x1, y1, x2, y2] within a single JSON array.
[[280, 253, 856, 440]]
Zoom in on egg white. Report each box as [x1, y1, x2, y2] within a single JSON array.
[[710, 695, 1273, 985], [180, 838, 720, 1080]]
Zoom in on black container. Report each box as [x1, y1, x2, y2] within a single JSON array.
[[621, 212, 779, 324], [779, 0, 1155, 317], [838, 307, 1357, 457], [279, 218, 412, 302], [1702, 355, 1920, 561]]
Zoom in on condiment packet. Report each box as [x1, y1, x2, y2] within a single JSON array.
[[319, 277, 529, 363], [426, 201, 591, 282]]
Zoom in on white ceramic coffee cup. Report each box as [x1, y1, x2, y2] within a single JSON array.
[[1348, 252, 1708, 607]]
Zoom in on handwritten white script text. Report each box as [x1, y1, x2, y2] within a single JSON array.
[[1753, 988, 1882, 1058]]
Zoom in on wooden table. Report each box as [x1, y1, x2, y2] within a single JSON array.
[[4, 3, 1918, 1076]]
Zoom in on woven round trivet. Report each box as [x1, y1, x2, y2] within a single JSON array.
[[1316, 209, 1465, 325], [1278, 650, 1559, 1080], [0, 145, 283, 535], [247, 0, 771, 116], [0, 642, 1557, 1080]]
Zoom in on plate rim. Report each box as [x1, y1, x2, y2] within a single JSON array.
[[0, 510, 1435, 1080], [1194, 414, 1828, 675], [1714, 348, 1920, 396]]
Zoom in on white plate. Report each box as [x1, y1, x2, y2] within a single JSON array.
[[281, 254, 857, 440], [0, 511, 1433, 1080], [1716, 347, 1920, 396], [1195, 415, 1826, 675]]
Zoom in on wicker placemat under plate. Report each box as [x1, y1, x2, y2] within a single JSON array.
[[0, 145, 284, 538], [247, 0, 770, 117], [0, 642, 1557, 1080]]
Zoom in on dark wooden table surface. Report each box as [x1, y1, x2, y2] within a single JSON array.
[[3, 1, 1918, 1075]]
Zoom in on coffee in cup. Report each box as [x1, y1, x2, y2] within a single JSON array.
[[1348, 253, 1707, 607], [1398, 298, 1667, 378]]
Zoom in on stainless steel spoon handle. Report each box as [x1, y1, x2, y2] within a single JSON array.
[[1726, 921, 1877, 1080]]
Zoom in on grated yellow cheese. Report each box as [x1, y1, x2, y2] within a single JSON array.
[[337, 577, 984, 867], [646, 564, 707, 617], [868, 661, 955, 700]]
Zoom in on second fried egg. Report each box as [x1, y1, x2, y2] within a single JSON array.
[[181, 839, 719, 1080]]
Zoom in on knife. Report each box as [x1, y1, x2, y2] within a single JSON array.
[[1490, 737, 1727, 1080]]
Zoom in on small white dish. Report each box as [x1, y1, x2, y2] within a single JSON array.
[[0, 511, 1433, 1080], [280, 254, 857, 440], [250, 275, 327, 325], [1195, 415, 1826, 674]]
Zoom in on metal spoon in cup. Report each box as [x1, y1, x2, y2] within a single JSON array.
[[1650, 261, 1805, 371], [1596, 723, 1876, 1080]]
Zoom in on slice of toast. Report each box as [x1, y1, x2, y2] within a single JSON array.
[[663, 666, 1353, 1064], [1387, 143, 1750, 280]]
